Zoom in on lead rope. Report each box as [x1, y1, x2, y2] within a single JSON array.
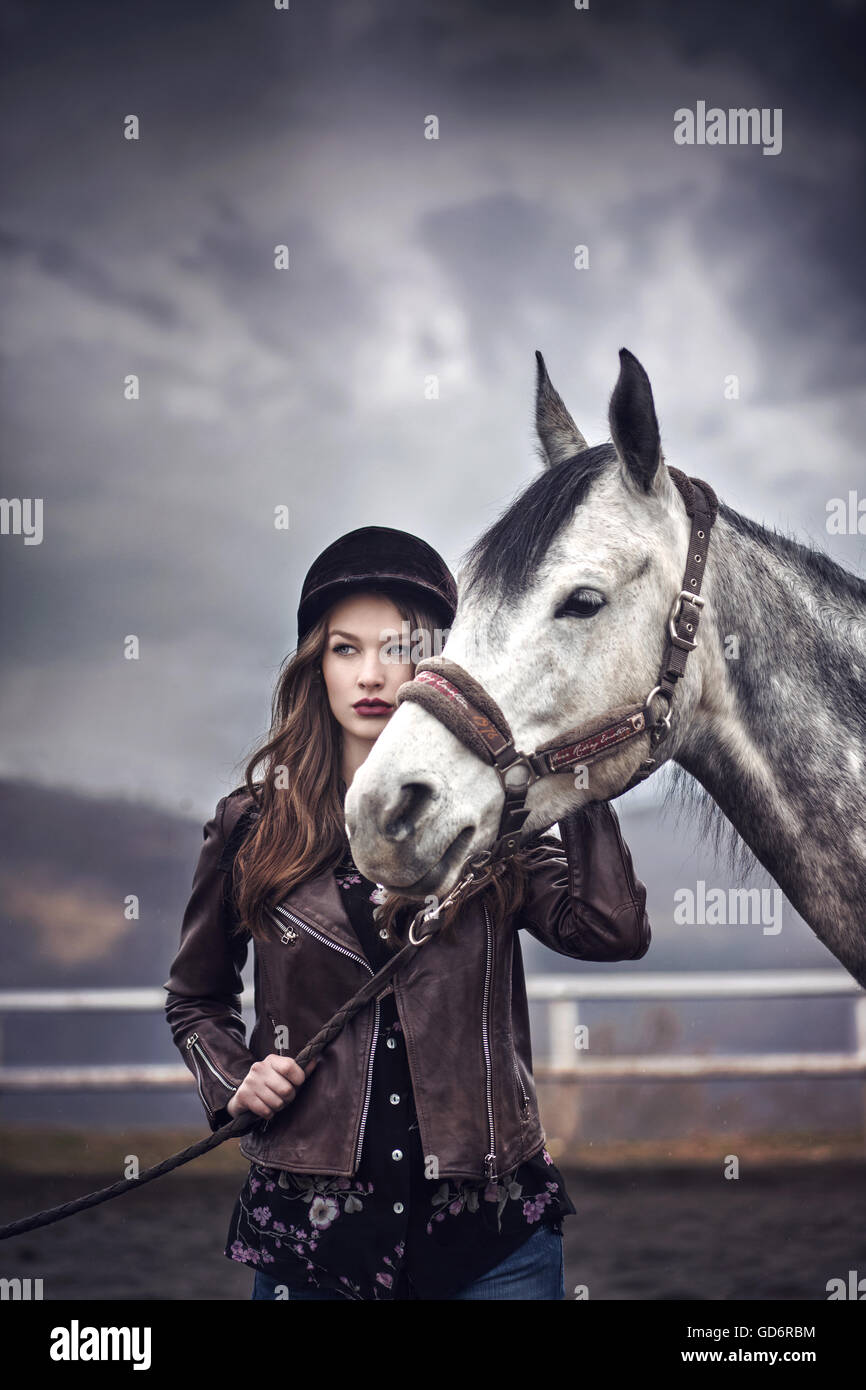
[[0, 855, 498, 1242]]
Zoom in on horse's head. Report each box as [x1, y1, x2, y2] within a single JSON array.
[[345, 348, 707, 895]]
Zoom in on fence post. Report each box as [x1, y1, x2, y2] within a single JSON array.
[[549, 999, 581, 1147]]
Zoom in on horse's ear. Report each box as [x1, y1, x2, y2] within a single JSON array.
[[535, 350, 588, 468], [608, 348, 662, 491]]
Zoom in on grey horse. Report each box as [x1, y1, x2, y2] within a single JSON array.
[[346, 349, 866, 987]]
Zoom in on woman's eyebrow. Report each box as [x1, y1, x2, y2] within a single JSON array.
[[330, 627, 405, 642]]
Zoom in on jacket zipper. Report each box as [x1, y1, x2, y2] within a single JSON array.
[[481, 904, 497, 1181], [185, 1032, 238, 1115], [271, 907, 298, 945], [269, 903, 379, 1170], [355, 1001, 380, 1168], [514, 1058, 530, 1117]]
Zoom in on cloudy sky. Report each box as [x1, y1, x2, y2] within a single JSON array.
[[2, 0, 864, 821]]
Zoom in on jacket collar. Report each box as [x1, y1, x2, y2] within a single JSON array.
[[277, 866, 368, 960]]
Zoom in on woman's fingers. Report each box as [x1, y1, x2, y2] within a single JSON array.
[[246, 1055, 310, 1113], [230, 1052, 320, 1117], [268, 1054, 308, 1088]]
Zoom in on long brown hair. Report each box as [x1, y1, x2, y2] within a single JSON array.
[[231, 586, 537, 944]]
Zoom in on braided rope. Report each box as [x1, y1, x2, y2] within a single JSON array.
[[0, 856, 507, 1243], [0, 930, 431, 1240]]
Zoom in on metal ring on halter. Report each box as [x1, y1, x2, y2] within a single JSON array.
[[646, 684, 673, 748], [464, 850, 493, 871], [408, 913, 435, 947], [646, 684, 673, 727], [406, 850, 489, 946]]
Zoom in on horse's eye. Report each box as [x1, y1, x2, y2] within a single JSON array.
[[555, 588, 606, 620]]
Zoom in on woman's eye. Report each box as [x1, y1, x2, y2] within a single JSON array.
[[332, 642, 355, 655], [555, 589, 606, 620], [383, 644, 411, 662]]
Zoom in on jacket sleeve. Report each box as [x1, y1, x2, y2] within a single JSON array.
[[163, 795, 256, 1130], [517, 800, 651, 961]]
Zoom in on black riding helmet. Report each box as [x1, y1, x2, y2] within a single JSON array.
[[296, 526, 457, 645]]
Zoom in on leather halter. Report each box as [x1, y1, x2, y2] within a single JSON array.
[[395, 468, 719, 861]]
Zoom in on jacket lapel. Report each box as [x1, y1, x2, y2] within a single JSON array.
[[277, 867, 368, 960], [225, 794, 371, 961]]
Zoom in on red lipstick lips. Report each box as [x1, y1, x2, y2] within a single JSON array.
[[353, 698, 393, 716]]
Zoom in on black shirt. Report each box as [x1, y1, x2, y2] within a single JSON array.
[[224, 843, 576, 1299]]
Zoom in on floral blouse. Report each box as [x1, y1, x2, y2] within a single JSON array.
[[224, 843, 576, 1299]]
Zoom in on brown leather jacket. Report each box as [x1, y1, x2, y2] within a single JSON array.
[[163, 790, 650, 1181]]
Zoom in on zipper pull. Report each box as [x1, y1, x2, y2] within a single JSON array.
[[484, 1152, 497, 1181], [270, 908, 299, 945], [186, 1033, 198, 1050]]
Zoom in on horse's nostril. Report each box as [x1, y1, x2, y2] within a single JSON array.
[[383, 781, 433, 842]]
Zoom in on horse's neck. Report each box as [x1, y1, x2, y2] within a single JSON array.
[[672, 504, 866, 977]]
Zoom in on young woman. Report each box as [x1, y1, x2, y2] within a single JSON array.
[[164, 525, 651, 1301]]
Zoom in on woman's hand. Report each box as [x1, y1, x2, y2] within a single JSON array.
[[227, 1053, 318, 1119]]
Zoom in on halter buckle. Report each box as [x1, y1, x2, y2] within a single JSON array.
[[668, 590, 705, 650]]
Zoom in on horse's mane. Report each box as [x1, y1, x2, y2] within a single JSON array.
[[718, 501, 866, 605], [660, 763, 762, 884], [461, 444, 616, 601]]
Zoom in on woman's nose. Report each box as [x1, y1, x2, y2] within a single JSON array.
[[358, 657, 386, 687]]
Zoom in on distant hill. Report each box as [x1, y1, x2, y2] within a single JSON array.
[[0, 777, 217, 988]]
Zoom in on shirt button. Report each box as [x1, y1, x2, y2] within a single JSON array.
[[389, 1093, 400, 1104], [386, 1038, 396, 1049], [393, 1201, 404, 1214], [392, 1148, 403, 1161]]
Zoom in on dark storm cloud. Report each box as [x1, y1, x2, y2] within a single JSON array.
[[0, 226, 181, 327], [172, 205, 372, 396], [415, 193, 559, 376], [0, 0, 863, 811], [689, 165, 866, 399]]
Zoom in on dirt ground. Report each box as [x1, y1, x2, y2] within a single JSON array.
[[2, 1160, 864, 1301]]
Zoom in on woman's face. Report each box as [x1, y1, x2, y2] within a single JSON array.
[[320, 592, 414, 745]]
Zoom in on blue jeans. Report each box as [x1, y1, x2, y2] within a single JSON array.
[[251, 1221, 564, 1301]]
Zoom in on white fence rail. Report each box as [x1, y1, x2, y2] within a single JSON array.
[[0, 970, 864, 1091]]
